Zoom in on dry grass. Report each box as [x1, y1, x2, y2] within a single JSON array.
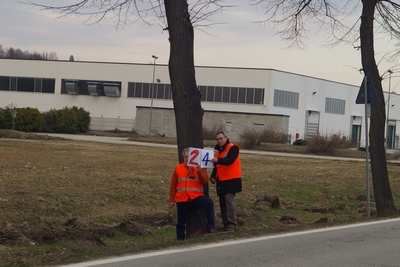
[[1, 130, 400, 266]]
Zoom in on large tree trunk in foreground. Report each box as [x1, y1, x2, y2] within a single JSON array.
[[360, 0, 397, 216], [164, 0, 208, 237], [164, 0, 204, 161]]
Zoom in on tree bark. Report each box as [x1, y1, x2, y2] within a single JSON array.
[[360, 0, 398, 216], [164, 0, 208, 237], [164, 0, 204, 162]]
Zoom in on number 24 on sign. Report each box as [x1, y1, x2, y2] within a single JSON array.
[[187, 147, 214, 168]]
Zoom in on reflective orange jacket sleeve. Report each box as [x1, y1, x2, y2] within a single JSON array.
[[197, 168, 209, 184], [169, 168, 178, 203]]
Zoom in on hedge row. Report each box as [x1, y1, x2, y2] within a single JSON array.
[[0, 106, 90, 134]]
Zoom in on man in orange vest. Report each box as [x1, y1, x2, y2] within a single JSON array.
[[210, 131, 242, 232], [169, 148, 216, 240]]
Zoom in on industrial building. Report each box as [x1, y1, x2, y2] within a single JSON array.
[[0, 58, 398, 148]]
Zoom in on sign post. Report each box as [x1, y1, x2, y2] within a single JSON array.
[[355, 73, 379, 218]]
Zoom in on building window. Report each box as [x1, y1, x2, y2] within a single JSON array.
[[231, 87, 238, 103], [246, 88, 254, 104], [254, 88, 264, 104], [17, 77, 35, 92], [155, 83, 164, 99], [10, 77, 17, 91], [126, 82, 264, 104], [273, 89, 299, 109], [0, 76, 10, 90], [165, 84, 172, 99], [238, 88, 246, 103], [207, 86, 215, 102], [128, 82, 171, 99], [198, 85, 264, 105], [143, 83, 150, 98], [37, 78, 55, 93], [215, 86, 222, 102], [325, 97, 345, 114], [0, 76, 55, 93], [62, 79, 120, 96], [222, 87, 230, 103]]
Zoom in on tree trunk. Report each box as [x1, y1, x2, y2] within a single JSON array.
[[360, 0, 398, 216], [164, 0, 204, 162], [164, 0, 207, 237]]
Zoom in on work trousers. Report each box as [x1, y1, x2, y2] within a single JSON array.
[[219, 193, 237, 230], [176, 196, 215, 240]]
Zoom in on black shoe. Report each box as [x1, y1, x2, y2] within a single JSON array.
[[224, 227, 235, 232], [207, 228, 218, 234]]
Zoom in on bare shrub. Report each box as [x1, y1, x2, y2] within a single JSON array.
[[202, 124, 223, 140], [239, 128, 290, 149], [260, 129, 289, 144], [306, 133, 352, 155], [328, 133, 352, 149], [306, 135, 335, 155], [238, 128, 262, 149]]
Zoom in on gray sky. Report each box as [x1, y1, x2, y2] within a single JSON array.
[[1, 0, 400, 91]]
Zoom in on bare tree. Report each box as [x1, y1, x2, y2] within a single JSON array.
[[0, 44, 58, 60], [253, 0, 398, 216], [27, 0, 231, 236], [27, 0, 230, 160]]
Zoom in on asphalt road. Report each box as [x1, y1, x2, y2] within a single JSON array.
[[62, 218, 400, 267]]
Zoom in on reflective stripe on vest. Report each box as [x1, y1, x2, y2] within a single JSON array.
[[177, 177, 201, 183], [177, 187, 204, 192]]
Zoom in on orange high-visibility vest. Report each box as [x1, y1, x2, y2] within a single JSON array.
[[216, 143, 242, 181], [175, 164, 204, 202]]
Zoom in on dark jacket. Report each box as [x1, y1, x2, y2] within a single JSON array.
[[211, 140, 242, 195]]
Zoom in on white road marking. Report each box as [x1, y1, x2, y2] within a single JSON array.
[[62, 218, 400, 267]]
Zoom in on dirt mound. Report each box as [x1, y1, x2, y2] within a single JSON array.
[[0, 219, 114, 246], [0, 222, 34, 246], [115, 221, 152, 237], [279, 215, 298, 224], [0, 213, 174, 247], [127, 212, 175, 228]]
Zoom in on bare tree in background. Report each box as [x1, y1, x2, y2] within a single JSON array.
[[0, 44, 58, 60], [28, 0, 231, 236], [253, 0, 399, 216]]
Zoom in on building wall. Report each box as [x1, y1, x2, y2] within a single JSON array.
[[135, 107, 289, 142]]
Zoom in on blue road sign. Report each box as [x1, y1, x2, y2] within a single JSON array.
[[355, 73, 380, 104]]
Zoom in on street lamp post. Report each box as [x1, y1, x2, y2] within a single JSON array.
[[386, 69, 393, 149], [149, 55, 158, 136]]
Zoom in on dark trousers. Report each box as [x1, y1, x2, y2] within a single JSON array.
[[176, 196, 215, 240]]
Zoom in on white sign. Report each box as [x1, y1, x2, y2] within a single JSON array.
[[187, 147, 214, 168]]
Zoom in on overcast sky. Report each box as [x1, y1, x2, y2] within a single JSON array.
[[1, 0, 400, 91]]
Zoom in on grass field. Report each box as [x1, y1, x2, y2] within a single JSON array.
[[1, 130, 400, 266]]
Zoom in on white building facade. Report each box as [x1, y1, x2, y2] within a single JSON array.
[[0, 58, 398, 148]]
